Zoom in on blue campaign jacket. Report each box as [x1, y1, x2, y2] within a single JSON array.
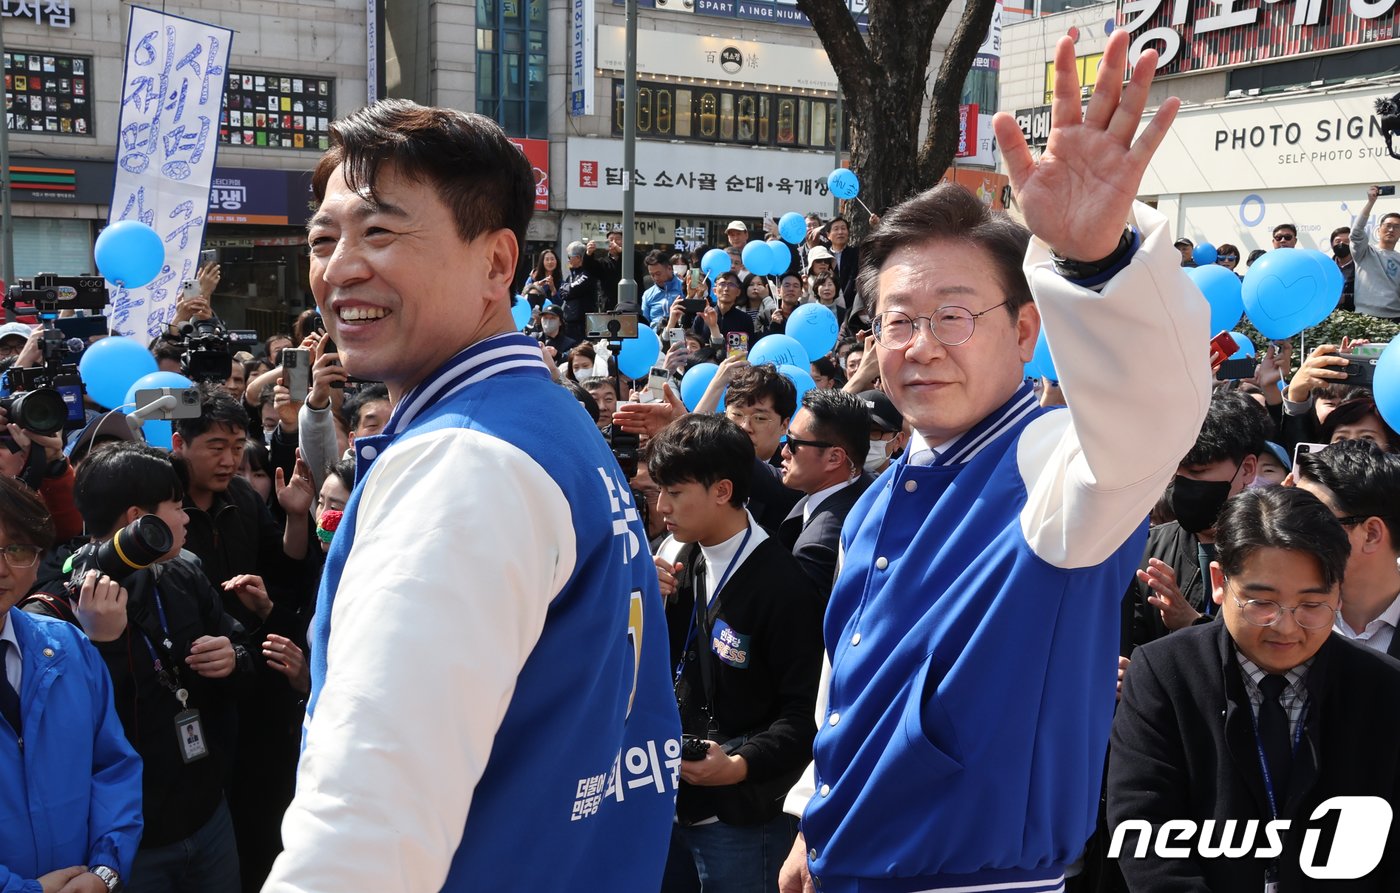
[[0, 609, 143, 893], [269, 333, 679, 893]]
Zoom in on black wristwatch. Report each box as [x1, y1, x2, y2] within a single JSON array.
[[1050, 229, 1134, 281]]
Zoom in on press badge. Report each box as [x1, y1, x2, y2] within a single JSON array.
[[710, 619, 751, 669], [175, 709, 209, 763]]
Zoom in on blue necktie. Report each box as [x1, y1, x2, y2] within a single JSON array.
[[0, 640, 20, 734]]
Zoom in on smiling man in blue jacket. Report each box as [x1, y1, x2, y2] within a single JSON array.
[[779, 30, 1212, 893], [0, 475, 142, 893]]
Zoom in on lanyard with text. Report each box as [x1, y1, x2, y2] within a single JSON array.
[[672, 526, 752, 688], [138, 586, 211, 764], [1249, 695, 1307, 893]]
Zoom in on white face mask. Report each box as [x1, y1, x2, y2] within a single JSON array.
[[864, 438, 891, 474], [542, 319, 560, 335], [672, 265, 687, 280]]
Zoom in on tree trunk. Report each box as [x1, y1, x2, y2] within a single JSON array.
[[797, 0, 999, 238]]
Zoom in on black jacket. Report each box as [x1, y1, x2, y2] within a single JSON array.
[[557, 268, 600, 338], [182, 474, 300, 620], [1126, 520, 1210, 653], [777, 475, 873, 606], [25, 558, 255, 847], [666, 536, 823, 827], [1109, 622, 1400, 892], [748, 455, 802, 535]]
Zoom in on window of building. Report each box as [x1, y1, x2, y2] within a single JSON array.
[[3, 50, 94, 136], [477, 0, 547, 139], [611, 79, 843, 151], [221, 69, 333, 151]]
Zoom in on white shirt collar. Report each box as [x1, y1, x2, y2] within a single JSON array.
[[697, 511, 768, 603], [906, 430, 958, 466], [1, 609, 20, 689], [802, 477, 858, 525], [1335, 590, 1400, 641]]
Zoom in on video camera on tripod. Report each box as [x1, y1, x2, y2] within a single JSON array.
[[1, 273, 108, 436]]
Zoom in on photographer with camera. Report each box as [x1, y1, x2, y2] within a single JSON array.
[[23, 441, 254, 893], [647, 415, 823, 892], [0, 399, 85, 541]]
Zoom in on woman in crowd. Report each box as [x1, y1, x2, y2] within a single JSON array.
[[1320, 396, 1398, 452], [740, 273, 770, 326], [524, 248, 561, 303], [810, 355, 845, 391], [563, 341, 598, 384], [809, 272, 846, 325], [1215, 242, 1242, 277]]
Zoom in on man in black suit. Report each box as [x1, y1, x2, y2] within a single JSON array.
[[1109, 485, 1400, 892], [825, 217, 860, 309], [777, 389, 874, 604], [1293, 439, 1400, 659]]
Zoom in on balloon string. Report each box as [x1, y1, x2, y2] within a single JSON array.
[[853, 196, 875, 218]]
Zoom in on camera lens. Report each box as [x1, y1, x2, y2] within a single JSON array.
[[9, 388, 69, 437]]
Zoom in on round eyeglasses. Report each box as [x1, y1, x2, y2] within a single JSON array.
[[873, 301, 1009, 350], [1230, 595, 1336, 630]]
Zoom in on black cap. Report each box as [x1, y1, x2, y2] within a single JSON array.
[[858, 389, 903, 433]]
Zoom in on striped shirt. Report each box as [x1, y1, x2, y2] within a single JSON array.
[[1235, 651, 1312, 740]]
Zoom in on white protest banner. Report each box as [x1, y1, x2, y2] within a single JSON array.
[[107, 6, 232, 338]]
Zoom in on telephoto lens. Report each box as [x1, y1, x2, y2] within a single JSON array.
[[1, 388, 69, 437], [70, 514, 174, 585]]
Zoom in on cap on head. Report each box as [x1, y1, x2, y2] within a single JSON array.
[[859, 390, 904, 433], [726, 220, 747, 234], [1173, 238, 1194, 249]]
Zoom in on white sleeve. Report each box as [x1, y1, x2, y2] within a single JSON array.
[[265, 428, 577, 893], [1018, 202, 1212, 570], [783, 651, 830, 819]]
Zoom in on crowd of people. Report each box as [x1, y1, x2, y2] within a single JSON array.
[[4, 27, 1400, 893]]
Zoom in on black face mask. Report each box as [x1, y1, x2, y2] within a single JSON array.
[[1334, 242, 1352, 259], [1165, 475, 1234, 534]]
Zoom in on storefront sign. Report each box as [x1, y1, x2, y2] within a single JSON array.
[[1119, 0, 1400, 76], [1139, 86, 1400, 196], [567, 137, 834, 217], [108, 7, 233, 339], [596, 26, 838, 92], [570, 0, 594, 116], [1014, 105, 1051, 150], [0, 0, 73, 28], [580, 215, 676, 243], [206, 167, 314, 226], [509, 137, 551, 211], [615, 0, 868, 32], [6, 156, 111, 202]]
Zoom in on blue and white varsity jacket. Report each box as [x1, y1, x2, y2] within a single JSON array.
[[265, 333, 680, 893], [786, 203, 1212, 893]]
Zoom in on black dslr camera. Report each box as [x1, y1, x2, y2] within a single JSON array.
[[68, 515, 173, 586], [2, 273, 105, 436], [175, 318, 234, 383]]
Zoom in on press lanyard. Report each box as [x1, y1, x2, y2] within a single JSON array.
[[1248, 694, 1309, 820], [139, 587, 190, 709], [671, 525, 752, 686]]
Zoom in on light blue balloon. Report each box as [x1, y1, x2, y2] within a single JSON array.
[[702, 248, 731, 279], [510, 296, 532, 331], [742, 240, 773, 277], [680, 362, 724, 412], [827, 168, 860, 200], [78, 336, 159, 409], [786, 303, 839, 360], [778, 212, 807, 244], [1192, 242, 1218, 265], [1228, 332, 1255, 359], [617, 324, 661, 379], [1242, 248, 1339, 340], [1030, 329, 1058, 382], [1373, 339, 1400, 432], [748, 333, 809, 369], [767, 240, 792, 275], [1186, 264, 1244, 334], [779, 364, 816, 406], [141, 419, 173, 450], [94, 220, 165, 288]]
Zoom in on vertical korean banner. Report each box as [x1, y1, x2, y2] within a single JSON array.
[[960, 0, 1001, 167], [570, 0, 595, 116], [107, 7, 232, 338]]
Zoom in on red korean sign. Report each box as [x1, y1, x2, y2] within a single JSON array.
[[957, 104, 979, 159], [508, 137, 550, 211]]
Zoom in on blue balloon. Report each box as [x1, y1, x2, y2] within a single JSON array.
[[1242, 248, 1340, 340], [1186, 264, 1244, 334], [748, 333, 809, 369], [1228, 332, 1255, 359], [786, 303, 839, 360], [1373, 339, 1400, 432], [510, 296, 532, 331], [779, 364, 817, 405], [742, 240, 773, 277], [78, 336, 159, 409], [1029, 329, 1058, 382], [827, 168, 860, 200], [94, 220, 165, 289], [141, 419, 174, 450], [1192, 242, 1218, 265], [767, 240, 792, 275], [702, 248, 731, 280], [680, 362, 724, 412], [616, 324, 661, 379], [122, 371, 195, 412], [778, 212, 807, 244]]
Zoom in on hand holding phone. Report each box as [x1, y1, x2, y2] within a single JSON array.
[[280, 348, 312, 402]]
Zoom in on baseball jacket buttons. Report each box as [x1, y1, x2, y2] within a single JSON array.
[[828, 712, 840, 727], [360, 444, 378, 461], [820, 783, 830, 797], [850, 632, 861, 646], [875, 556, 888, 570], [904, 480, 918, 492]]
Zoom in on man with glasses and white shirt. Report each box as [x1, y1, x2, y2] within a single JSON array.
[[779, 31, 1211, 893]]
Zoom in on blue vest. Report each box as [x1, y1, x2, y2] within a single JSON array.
[[804, 385, 1146, 893], [308, 333, 680, 892]]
